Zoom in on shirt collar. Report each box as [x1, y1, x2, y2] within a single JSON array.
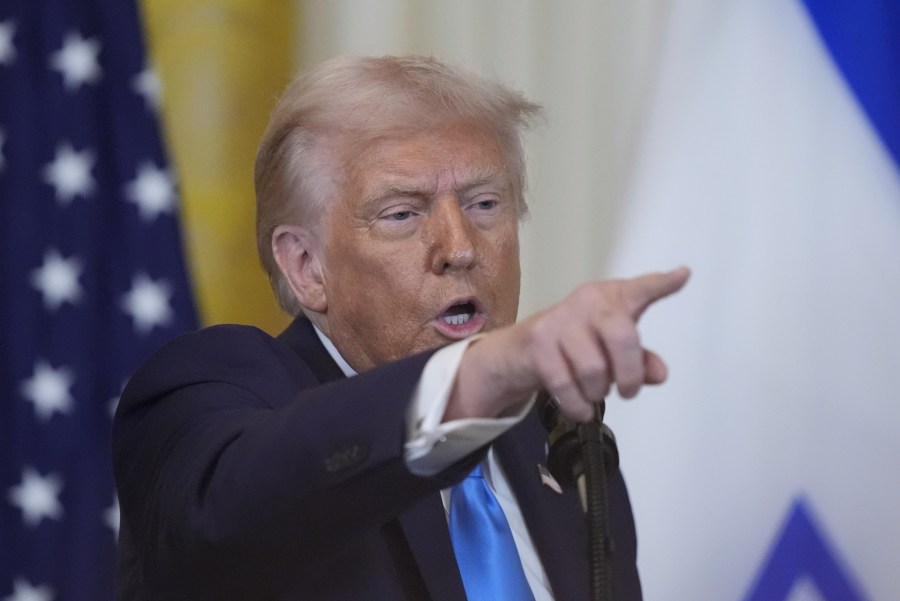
[[312, 324, 358, 377]]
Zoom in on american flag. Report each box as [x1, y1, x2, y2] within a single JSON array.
[[0, 2, 197, 600]]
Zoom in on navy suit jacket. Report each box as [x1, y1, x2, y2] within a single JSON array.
[[112, 317, 642, 600]]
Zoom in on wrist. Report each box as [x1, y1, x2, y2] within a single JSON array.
[[443, 333, 533, 421]]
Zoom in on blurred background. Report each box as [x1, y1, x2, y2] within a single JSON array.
[[2, 1, 897, 600], [140, 0, 667, 334]]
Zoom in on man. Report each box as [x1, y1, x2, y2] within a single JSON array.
[[113, 55, 689, 600]]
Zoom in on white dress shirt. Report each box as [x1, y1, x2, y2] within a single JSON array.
[[313, 327, 554, 601]]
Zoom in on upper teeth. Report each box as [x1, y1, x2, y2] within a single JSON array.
[[443, 313, 472, 326]]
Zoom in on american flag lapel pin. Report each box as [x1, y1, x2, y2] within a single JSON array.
[[537, 464, 563, 495]]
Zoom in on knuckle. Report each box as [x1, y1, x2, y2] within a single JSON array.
[[578, 357, 608, 382], [584, 379, 611, 403], [540, 369, 578, 400], [570, 281, 609, 310], [534, 357, 563, 386], [526, 313, 556, 347], [610, 328, 640, 350], [545, 372, 574, 394]]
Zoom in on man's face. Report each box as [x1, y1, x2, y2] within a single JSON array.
[[319, 123, 521, 371]]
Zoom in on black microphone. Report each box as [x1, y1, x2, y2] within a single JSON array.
[[537, 391, 619, 488], [538, 391, 620, 601]]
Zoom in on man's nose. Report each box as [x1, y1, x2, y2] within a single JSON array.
[[427, 198, 477, 275]]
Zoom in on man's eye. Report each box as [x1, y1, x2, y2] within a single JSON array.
[[474, 199, 498, 210], [387, 211, 413, 221]]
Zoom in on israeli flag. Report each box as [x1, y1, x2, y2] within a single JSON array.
[[606, 1, 899, 600]]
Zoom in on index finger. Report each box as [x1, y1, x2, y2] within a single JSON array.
[[623, 266, 691, 319]]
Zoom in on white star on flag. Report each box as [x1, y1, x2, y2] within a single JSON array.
[[125, 161, 176, 221], [7, 468, 64, 528], [30, 249, 84, 311], [0, 19, 16, 66], [132, 67, 162, 111], [49, 31, 102, 91], [20, 360, 75, 421], [121, 273, 174, 334], [42, 142, 96, 204], [3, 578, 54, 601]]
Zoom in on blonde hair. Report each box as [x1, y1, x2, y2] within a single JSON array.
[[255, 55, 542, 314]]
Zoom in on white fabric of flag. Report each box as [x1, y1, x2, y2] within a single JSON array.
[[606, 1, 900, 600]]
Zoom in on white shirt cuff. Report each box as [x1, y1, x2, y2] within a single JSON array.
[[404, 336, 534, 476]]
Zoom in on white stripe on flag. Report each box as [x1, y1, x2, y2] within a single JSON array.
[[606, 0, 900, 599]]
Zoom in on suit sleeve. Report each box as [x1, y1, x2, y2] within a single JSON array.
[[112, 324, 480, 589]]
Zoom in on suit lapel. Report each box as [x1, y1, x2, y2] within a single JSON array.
[[397, 497, 468, 601], [277, 316, 346, 385], [279, 317, 468, 600], [493, 410, 591, 601]]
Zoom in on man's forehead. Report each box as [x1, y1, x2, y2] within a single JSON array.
[[365, 163, 507, 191], [348, 129, 509, 192]]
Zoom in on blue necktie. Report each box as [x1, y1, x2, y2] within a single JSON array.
[[449, 464, 536, 601]]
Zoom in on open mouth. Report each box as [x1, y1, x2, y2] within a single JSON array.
[[440, 301, 477, 326]]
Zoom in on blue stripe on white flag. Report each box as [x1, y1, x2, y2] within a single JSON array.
[[743, 499, 870, 601], [800, 0, 900, 168]]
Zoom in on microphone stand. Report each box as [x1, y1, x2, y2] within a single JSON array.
[[540, 394, 619, 601]]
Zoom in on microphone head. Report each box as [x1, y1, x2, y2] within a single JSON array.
[[536, 391, 619, 486]]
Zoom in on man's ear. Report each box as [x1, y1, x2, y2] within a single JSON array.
[[272, 224, 327, 313]]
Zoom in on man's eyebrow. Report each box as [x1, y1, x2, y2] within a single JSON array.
[[456, 167, 509, 193], [363, 181, 434, 206], [362, 165, 508, 206]]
